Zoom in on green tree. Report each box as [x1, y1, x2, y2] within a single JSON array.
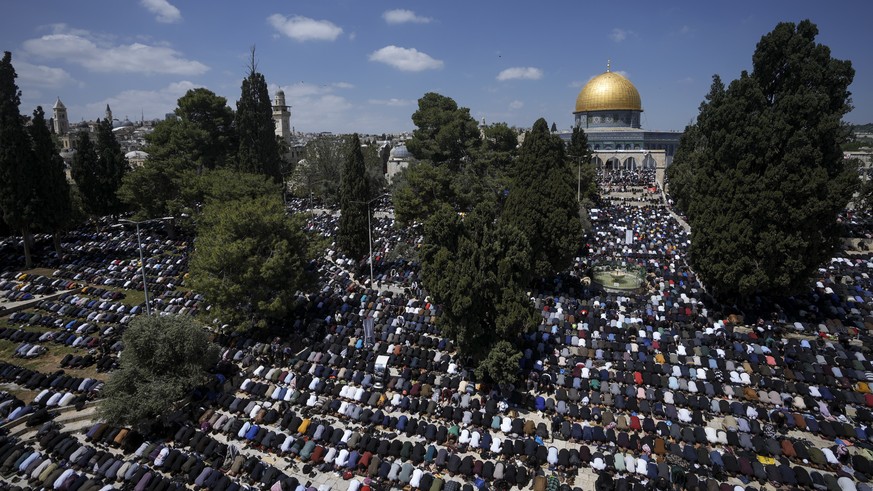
[[406, 92, 480, 169], [394, 93, 491, 224], [668, 75, 725, 216], [678, 20, 857, 299], [293, 135, 385, 207], [235, 49, 281, 181], [120, 88, 237, 221], [480, 122, 518, 154], [338, 134, 372, 260], [0, 51, 37, 267], [70, 117, 125, 218], [176, 88, 237, 170], [189, 194, 309, 329], [70, 132, 102, 217], [391, 161, 456, 225], [119, 118, 208, 221], [421, 204, 537, 359], [362, 143, 387, 196], [99, 315, 219, 431], [29, 106, 73, 258], [94, 118, 127, 215], [504, 118, 583, 278], [183, 168, 280, 209], [568, 125, 598, 204], [475, 340, 522, 388]]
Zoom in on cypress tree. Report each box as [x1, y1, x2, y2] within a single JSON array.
[[94, 117, 126, 215], [568, 125, 597, 204], [29, 106, 73, 258], [338, 133, 372, 261], [235, 49, 281, 182], [70, 131, 101, 216], [678, 20, 857, 299], [0, 51, 37, 267], [503, 118, 583, 278]]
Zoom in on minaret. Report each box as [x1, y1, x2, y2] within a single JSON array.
[[53, 97, 69, 135], [272, 90, 292, 147], [105, 104, 113, 123]]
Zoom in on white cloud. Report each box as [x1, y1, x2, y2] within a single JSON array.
[[496, 67, 543, 81], [369, 46, 443, 72], [140, 0, 181, 23], [382, 9, 432, 24], [332, 82, 355, 89], [78, 81, 197, 122], [15, 61, 77, 89], [568, 80, 584, 88], [369, 98, 414, 107], [267, 14, 343, 42], [22, 27, 208, 76], [509, 100, 524, 110], [609, 28, 633, 42]]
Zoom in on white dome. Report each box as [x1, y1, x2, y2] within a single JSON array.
[[125, 150, 149, 159]]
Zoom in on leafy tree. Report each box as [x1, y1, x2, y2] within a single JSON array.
[[292, 135, 385, 207], [29, 106, 73, 257], [421, 204, 538, 359], [99, 315, 219, 431], [294, 134, 343, 205], [0, 51, 37, 267], [395, 93, 493, 224], [189, 194, 309, 329], [475, 340, 522, 388], [391, 161, 457, 225], [118, 116, 210, 222], [406, 92, 480, 169], [182, 168, 280, 209], [235, 49, 281, 181], [120, 88, 237, 221], [338, 134, 372, 260], [677, 20, 857, 299], [176, 88, 237, 169], [504, 118, 583, 278], [480, 122, 518, 155]]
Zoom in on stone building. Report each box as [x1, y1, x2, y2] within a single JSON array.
[[561, 63, 683, 185]]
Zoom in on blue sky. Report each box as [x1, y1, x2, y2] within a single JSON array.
[[2, 1, 871, 134]]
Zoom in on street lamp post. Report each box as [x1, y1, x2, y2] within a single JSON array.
[[352, 194, 388, 290], [116, 217, 173, 316], [569, 155, 583, 202]]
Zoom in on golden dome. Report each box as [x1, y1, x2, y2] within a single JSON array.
[[575, 70, 642, 112]]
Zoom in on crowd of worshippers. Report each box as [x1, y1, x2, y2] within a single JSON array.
[[175, 178, 873, 491], [299, 208, 422, 294], [602, 194, 663, 207], [597, 169, 660, 189], [4, 170, 873, 491]]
